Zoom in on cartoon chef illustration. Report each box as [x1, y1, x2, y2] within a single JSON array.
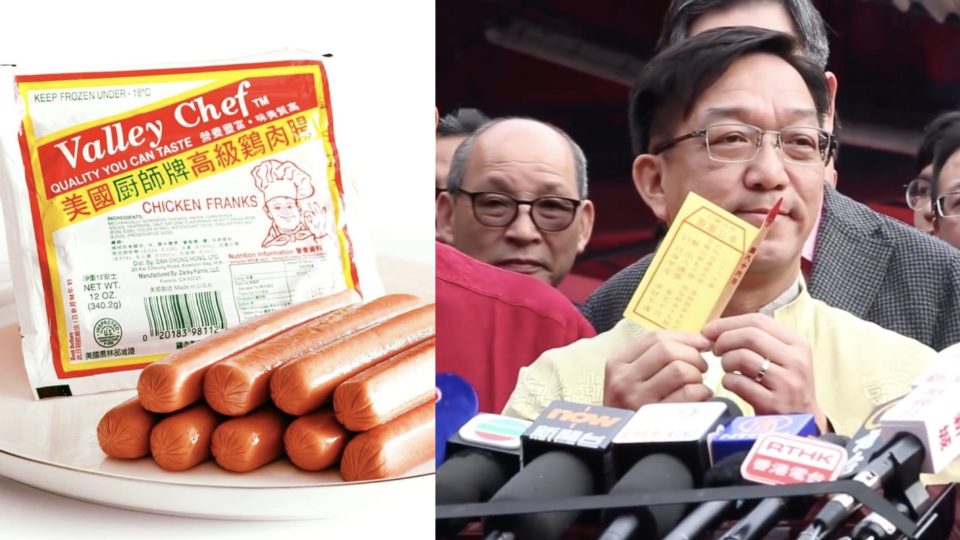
[[252, 159, 330, 249]]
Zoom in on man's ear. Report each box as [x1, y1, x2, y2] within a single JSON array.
[[632, 153, 669, 222], [825, 71, 838, 133], [575, 200, 595, 254], [436, 191, 455, 243]]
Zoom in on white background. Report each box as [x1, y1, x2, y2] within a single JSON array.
[[0, 1, 435, 538]]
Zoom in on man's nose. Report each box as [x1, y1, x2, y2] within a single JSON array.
[[743, 136, 789, 190], [503, 205, 542, 244]]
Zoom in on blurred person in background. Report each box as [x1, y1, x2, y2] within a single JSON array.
[[907, 111, 960, 233], [930, 123, 960, 251], [436, 107, 490, 198]]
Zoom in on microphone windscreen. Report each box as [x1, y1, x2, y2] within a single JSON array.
[[604, 453, 694, 539], [484, 451, 594, 540], [702, 450, 749, 487], [436, 373, 479, 464], [437, 450, 513, 505], [436, 450, 513, 538]]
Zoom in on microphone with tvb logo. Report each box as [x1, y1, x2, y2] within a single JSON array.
[[436, 412, 532, 538], [482, 400, 634, 540]]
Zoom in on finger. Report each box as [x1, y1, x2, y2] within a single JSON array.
[[608, 330, 712, 367], [634, 340, 711, 381], [643, 360, 706, 401], [703, 313, 804, 346], [718, 348, 765, 376], [661, 383, 713, 403], [721, 372, 776, 413], [712, 327, 786, 366]]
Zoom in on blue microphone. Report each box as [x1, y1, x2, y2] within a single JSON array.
[[435, 372, 479, 464]]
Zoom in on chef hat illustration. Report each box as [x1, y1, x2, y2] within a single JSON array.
[[252, 159, 315, 201]]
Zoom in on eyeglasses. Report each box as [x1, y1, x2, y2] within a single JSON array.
[[652, 123, 836, 165], [935, 191, 960, 219], [452, 188, 582, 232], [903, 177, 931, 210], [436, 187, 446, 200]]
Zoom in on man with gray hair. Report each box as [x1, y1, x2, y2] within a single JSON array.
[[436, 117, 595, 287]]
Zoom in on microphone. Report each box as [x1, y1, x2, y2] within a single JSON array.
[[482, 400, 634, 540], [806, 375, 960, 540], [596, 399, 742, 540], [611, 399, 738, 486], [598, 453, 695, 540], [797, 433, 925, 540], [482, 450, 595, 540], [848, 500, 913, 540], [717, 433, 849, 540], [436, 413, 531, 537], [662, 413, 827, 540], [435, 372, 479, 464], [839, 396, 905, 478], [710, 413, 818, 465]]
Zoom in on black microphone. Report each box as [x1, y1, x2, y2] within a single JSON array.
[[436, 413, 531, 537], [598, 453, 695, 540], [849, 500, 913, 540], [610, 399, 738, 487], [482, 400, 634, 540], [659, 451, 754, 540], [797, 433, 925, 540], [482, 451, 595, 540], [662, 411, 823, 540], [717, 433, 850, 540], [596, 399, 743, 540]]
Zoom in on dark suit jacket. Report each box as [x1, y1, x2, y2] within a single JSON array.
[[582, 184, 960, 351]]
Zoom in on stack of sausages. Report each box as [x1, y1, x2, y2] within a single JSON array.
[[96, 289, 436, 481]]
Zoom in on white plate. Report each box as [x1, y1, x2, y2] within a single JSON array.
[[0, 253, 435, 520]]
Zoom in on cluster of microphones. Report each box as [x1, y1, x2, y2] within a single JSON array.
[[435, 369, 960, 540]]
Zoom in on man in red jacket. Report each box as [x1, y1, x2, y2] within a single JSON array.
[[435, 241, 595, 412]]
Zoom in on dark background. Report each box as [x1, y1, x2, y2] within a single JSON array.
[[437, 0, 960, 299]]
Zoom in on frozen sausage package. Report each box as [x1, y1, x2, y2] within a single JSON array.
[[0, 53, 383, 398]]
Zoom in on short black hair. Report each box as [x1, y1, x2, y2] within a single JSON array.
[[437, 108, 491, 137], [916, 111, 960, 175], [931, 124, 960, 218], [629, 27, 830, 156], [657, 0, 831, 70]]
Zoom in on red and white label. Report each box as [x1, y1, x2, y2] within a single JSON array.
[[741, 433, 847, 486]]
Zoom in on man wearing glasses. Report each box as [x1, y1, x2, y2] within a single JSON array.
[[585, 0, 960, 353], [905, 111, 960, 234], [504, 28, 934, 439], [929, 124, 960, 251], [435, 117, 595, 288]]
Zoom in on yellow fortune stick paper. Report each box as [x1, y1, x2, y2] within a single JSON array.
[[623, 192, 782, 331]]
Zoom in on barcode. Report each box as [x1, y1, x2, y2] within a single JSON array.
[[144, 291, 226, 336]]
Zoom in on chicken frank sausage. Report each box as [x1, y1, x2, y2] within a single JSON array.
[[333, 338, 434, 431], [204, 294, 423, 416], [339, 401, 434, 481], [138, 289, 359, 413], [270, 304, 435, 416]]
